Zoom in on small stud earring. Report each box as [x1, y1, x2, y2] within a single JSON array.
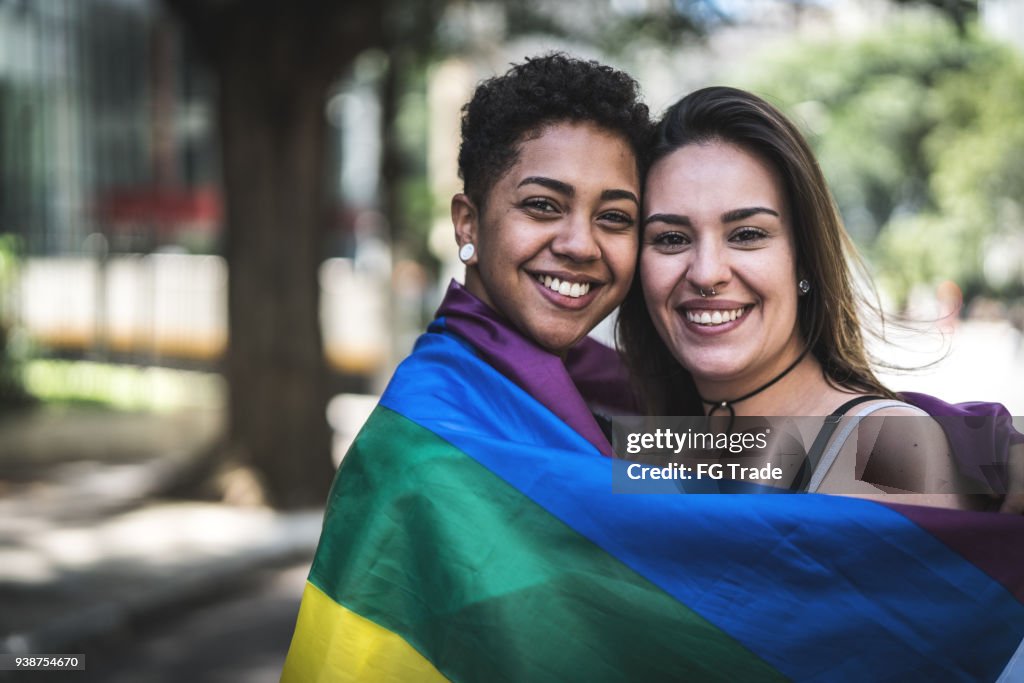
[[798, 279, 811, 296], [459, 243, 476, 263]]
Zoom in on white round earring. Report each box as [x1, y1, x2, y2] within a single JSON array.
[[459, 243, 476, 263], [798, 279, 811, 296]]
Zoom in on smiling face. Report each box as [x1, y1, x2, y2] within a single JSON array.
[[641, 140, 805, 397], [452, 121, 640, 354]]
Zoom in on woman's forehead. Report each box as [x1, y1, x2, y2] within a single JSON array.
[[504, 121, 640, 189], [645, 141, 786, 213]]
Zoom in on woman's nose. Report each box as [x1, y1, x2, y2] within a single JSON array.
[[551, 215, 601, 262], [687, 242, 730, 292]]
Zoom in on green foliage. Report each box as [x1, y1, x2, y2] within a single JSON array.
[[0, 234, 32, 409], [744, 20, 1024, 306], [890, 0, 977, 34], [23, 360, 220, 412]]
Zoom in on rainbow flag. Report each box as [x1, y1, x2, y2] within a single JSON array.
[[283, 328, 1024, 682]]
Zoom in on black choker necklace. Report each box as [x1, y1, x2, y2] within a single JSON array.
[[700, 348, 810, 425]]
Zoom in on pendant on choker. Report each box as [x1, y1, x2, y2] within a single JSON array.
[[699, 348, 810, 431]]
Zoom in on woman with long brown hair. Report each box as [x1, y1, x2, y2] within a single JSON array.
[[618, 86, 991, 505]]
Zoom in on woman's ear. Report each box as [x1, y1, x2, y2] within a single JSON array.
[[451, 194, 479, 265]]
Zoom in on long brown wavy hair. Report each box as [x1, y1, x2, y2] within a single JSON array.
[[617, 86, 898, 415]]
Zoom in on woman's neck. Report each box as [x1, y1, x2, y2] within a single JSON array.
[[695, 353, 847, 417]]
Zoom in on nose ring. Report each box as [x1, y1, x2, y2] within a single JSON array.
[[699, 287, 717, 298]]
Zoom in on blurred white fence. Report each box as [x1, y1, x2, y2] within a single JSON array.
[[17, 254, 389, 376]]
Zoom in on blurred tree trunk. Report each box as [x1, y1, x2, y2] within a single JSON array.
[[217, 44, 334, 509], [164, 1, 382, 508], [379, 48, 405, 246]]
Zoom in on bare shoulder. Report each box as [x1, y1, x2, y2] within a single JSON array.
[[867, 404, 947, 449], [862, 403, 930, 418], [823, 400, 978, 510], [825, 399, 943, 459], [854, 403, 960, 496]]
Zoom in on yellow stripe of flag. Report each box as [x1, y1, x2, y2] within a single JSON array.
[[282, 581, 451, 683]]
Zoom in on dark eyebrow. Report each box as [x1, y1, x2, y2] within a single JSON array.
[[642, 213, 692, 229], [518, 176, 574, 196], [601, 189, 640, 206], [721, 206, 779, 222], [517, 177, 638, 206]]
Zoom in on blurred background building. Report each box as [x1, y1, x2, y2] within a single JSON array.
[[0, 0, 393, 391]]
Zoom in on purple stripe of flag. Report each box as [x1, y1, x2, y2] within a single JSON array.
[[888, 502, 1024, 603], [434, 280, 615, 456]]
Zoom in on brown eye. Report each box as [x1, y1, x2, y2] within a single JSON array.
[[649, 231, 689, 252], [730, 227, 769, 244], [599, 211, 635, 228], [522, 198, 559, 214]]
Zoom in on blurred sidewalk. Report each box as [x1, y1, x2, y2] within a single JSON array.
[[0, 405, 323, 672]]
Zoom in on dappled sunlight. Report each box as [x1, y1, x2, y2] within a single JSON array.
[[0, 549, 59, 585], [0, 495, 321, 654], [2, 504, 323, 583]]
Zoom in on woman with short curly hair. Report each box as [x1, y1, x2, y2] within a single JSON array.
[[283, 53, 676, 682]]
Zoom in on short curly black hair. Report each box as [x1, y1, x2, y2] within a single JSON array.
[[458, 52, 652, 209]]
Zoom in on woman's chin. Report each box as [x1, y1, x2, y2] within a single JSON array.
[[529, 326, 586, 356], [678, 352, 748, 384], [685, 364, 763, 398]]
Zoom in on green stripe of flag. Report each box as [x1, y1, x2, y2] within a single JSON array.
[[310, 407, 786, 683]]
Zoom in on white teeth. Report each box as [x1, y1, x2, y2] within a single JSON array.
[[535, 275, 592, 298], [687, 307, 747, 326]]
